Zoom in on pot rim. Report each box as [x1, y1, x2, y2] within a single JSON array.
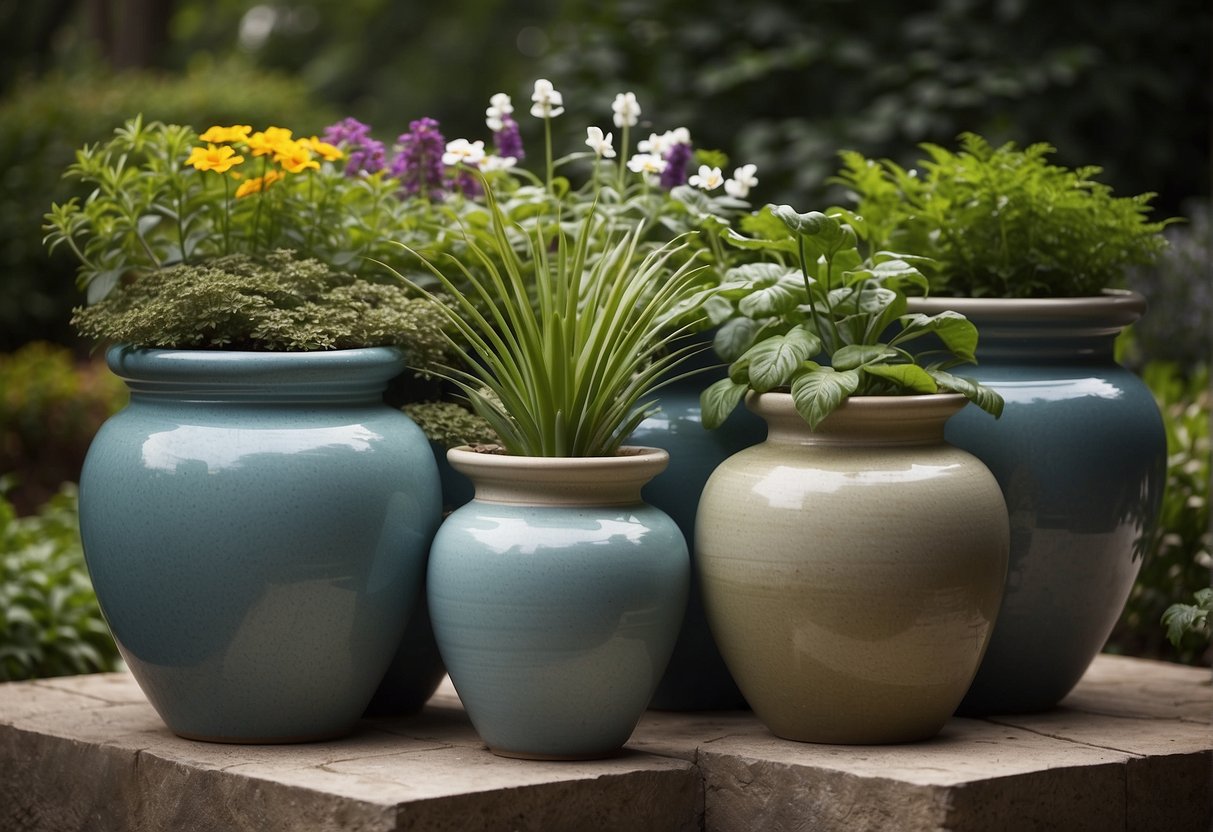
[[105, 343, 406, 385], [746, 391, 971, 445], [906, 288, 1145, 328], [446, 445, 670, 506]]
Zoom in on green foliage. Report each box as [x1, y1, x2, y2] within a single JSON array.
[[403, 401, 498, 450], [0, 344, 127, 515], [831, 134, 1174, 298], [398, 181, 709, 457], [71, 250, 452, 360], [1111, 362, 1211, 664], [0, 61, 330, 350], [1163, 589, 1211, 650], [0, 484, 121, 681], [44, 116, 418, 301], [700, 205, 1003, 430]]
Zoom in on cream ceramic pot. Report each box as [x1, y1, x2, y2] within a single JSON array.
[[697, 393, 1009, 744]]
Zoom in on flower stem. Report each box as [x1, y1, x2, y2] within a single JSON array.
[[544, 116, 554, 193]]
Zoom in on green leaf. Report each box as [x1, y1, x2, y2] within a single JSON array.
[[790, 366, 860, 429], [894, 311, 979, 363], [736, 268, 806, 318], [714, 317, 762, 362], [702, 295, 735, 326], [743, 326, 822, 392], [927, 369, 1005, 418], [700, 377, 749, 430], [769, 204, 831, 236], [863, 363, 939, 393], [832, 344, 897, 371]]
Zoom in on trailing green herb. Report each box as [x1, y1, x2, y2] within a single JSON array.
[[701, 204, 1003, 430], [1163, 589, 1211, 650], [831, 133, 1174, 298], [0, 484, 120, 681], [390, 180, 708, 457]]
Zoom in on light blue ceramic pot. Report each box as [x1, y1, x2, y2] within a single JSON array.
[[909, 292, 1167, 714], [79, 346, 442, 742], [629, 342, 765, 711], [428, 446, 689, 759]]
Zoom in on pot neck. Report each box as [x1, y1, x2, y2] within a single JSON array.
[[106, 346, 405, 405], [747, 392, 969, 447], [447, 446, 669, 506], [907, 291, 1143, 363]]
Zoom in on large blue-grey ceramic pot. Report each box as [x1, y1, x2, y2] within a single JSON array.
[[428, 446, 690, 759], [909, 291, 1166, 714], [629, 341, 765, 711], [79, 346, 442, 742]]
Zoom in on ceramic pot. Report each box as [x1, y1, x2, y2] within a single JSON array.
[[698, 393, 1009, 744], [79, 346, 442, 742], [629, 341, 765, 711], [908, 291, 1166, 714], [428, 446, 689, 759]]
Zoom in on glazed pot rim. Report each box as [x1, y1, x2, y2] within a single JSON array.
[[746, 391, 970, 445], [105, 343, 406, 384], [906, 289, 1145, 323], [447, 444, 669, 468]]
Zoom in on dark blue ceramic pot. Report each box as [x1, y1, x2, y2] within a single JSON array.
[[629, 340, 766, 710], [79, 346, 442, 742], [909, 292, 1167, 714]]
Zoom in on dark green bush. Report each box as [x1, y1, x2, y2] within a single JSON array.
[[0, 59, 333, 350], [0, 484, 120, 681], [0, 343, 127, 516]]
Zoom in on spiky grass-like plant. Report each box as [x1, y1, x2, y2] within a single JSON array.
[[395, 185, 707, 457]]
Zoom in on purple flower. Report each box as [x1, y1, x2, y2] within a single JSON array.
[[493, 115, 525, 161], [660, 142, 693, 190], [322, 117, 385, 176], [392, 117, 447, 200], [448, 167, 483, 199]]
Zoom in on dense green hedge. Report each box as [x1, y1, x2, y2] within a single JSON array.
[[0, 59, 333, 350]]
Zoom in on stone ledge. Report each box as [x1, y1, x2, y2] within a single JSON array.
[[1, 655, 1209, 831]]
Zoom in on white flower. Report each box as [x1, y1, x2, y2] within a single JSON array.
[[585, 126, 616, 159], [689, 164, 724, 191], [442, 138, 486, 167], [612, 92, 641, 128], [724, 163, 759, 198], [637, 127, 691, 156], [485, 93, 514, 132], [530, 78, 565, 118], [626, 153, 668, 175], [478, 154, 517, 172]]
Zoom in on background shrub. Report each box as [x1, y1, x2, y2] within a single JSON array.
[[0, 484, 120, 681]]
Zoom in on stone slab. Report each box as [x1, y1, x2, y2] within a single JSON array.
[[0, 654, 1209, 831]]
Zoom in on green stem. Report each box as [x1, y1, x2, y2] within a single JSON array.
[[251, 157, 267, 250], [222, 174, 231, 256], [616, 123, 630, 194], [544, 116, 554, 193]]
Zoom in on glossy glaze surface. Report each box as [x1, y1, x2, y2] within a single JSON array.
[[629, 347, 765, 711], [698, 394, 1009, 744], [80, 346, 441, 742], [429, 447, 689, 759], [910, 293, 1166, 714]]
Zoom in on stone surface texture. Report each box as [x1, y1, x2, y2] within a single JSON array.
[[1, 655, 1209, 831]]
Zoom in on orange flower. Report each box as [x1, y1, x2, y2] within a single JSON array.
[[300, 136, 344, 162], [186, 144, 245, 174], [234, 170, 285, 198], [198, 124, 252, 144], [274, 141, 320, 174], [246, 126, 294, 158]]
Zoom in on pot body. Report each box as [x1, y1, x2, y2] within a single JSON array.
[[698, 393, 1009, 744], [629, 345, 766, 710], [428, 447, 689, 759], [79, 346, 441, 742], [908, 292, 1166, 714]]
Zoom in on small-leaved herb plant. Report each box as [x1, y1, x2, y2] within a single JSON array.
[[830, 133, 1175, 298], [70, 249, 452, 360], [700, 205, 1004, 430], [391, 180, 708, 458]]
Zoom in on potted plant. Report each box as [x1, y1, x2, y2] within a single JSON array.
[[336, 82, 768, 711], [695, 205, 1009, 744], [391, 163, 708, 758], [831, 133, 1176, 713], [43, 118, 448, 742]]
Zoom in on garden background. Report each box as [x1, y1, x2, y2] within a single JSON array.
[[1, 0, 1209, 681]]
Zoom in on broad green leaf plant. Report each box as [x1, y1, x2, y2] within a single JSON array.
[[390, 179, 709, 457], [701, 205, 1004, 430]]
